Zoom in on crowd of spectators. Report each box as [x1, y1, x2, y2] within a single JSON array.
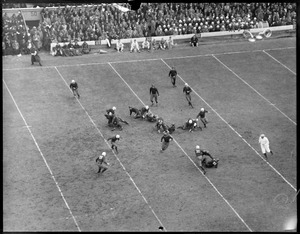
[[3, 3, 297, 56]]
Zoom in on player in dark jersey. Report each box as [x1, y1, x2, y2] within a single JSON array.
[[195, 145, 219, 171], [150, 84, 159, 106], [140, 106, 150, 118], [107, 134, 120, 153], [167, 123, 176, 134], [196, 108, 209, 128], [195, 145, 206, 174], [192, 118, 202, 131], [105, 106, 116, 125], [183, 83, 193, 108], [69, 80, 80, 98], [168, 66, 177, 87], [160, 132, 173, 152], [30, 46, 42, 66], [96, 152, 110, 174], [106, 106, 116, 116], [177, 118, 197, 132]]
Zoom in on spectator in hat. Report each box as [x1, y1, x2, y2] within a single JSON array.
[[73, 39, 82, 56], [82, 40, 91, 54]]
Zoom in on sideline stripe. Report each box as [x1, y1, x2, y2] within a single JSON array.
[[161, 58, 297, 192], [212, 54, 296, 125], [54, 67, 167, 232], [262, 50, 296, 75], [2, 79, 81, 232], [3, 47, 295, 71], [108, 62, 253, 232]]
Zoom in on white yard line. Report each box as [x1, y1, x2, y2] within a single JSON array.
[[160, 58, 297, 192], [3, 47, 295, 71], [212, 54, 296, 125], [2, 79, 81, 232], [108, 62, 253, 232], [262, 50, 296, 75], [54, 67, 166, 232]]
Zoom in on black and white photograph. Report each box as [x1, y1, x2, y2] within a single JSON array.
[[2, 1, 297, 232]]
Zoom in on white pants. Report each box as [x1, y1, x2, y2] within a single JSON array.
[[261, 144, 270, 154]]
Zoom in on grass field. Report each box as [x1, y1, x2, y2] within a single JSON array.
[[3, 36, 297, 232]]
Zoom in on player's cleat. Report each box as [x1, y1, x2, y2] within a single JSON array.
[[271, 151, 273, 155]]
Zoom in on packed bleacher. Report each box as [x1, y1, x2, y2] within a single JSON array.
[[3, 3, 297, 56]]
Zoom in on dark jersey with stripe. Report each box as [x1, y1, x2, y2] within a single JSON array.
[[161, 135, 173, 142], [150, 87, 159, 95], [70, 82, 78, 89], [183, 86, 192, 94], [169, 69, 177, 77]]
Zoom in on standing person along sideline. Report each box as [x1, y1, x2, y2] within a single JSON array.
[[259, 134, 273, 160], [30, 45, 42, 66], [69, 80, 80, 98]]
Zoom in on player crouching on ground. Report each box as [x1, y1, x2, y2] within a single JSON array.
[[145, 112, 159, 122], [129, 105, 150, 119], [96, 152, 110, 174], [115, 39, 124, 52], [105, 106, 129, 131], [130, 39, 140, 53], [195, 145, 219, 174], [155, 118, 167, 133], [177, 118, 200, 132]]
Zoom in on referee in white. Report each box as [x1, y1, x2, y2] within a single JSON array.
[[259, 134, 273, 160]]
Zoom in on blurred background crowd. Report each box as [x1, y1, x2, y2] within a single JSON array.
[[3, 2, 297, 56]]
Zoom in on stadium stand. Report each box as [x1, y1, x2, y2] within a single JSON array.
[[2, 3, 297, 56]]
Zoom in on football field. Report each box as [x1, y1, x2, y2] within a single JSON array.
[[3, 37, 297, 231]]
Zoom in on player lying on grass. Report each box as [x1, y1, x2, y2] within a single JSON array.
[[104, 107, 129, 131], [155, 119, 175, 134], [144, 112, 159, 122], [177, 118, 201, 132], [129, 105, 150, 119], [195, 145, 219, 174]]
